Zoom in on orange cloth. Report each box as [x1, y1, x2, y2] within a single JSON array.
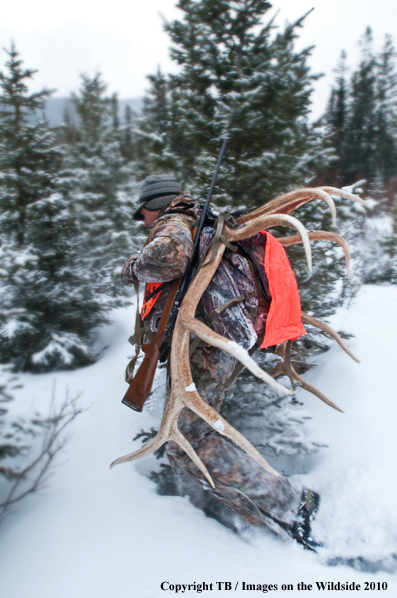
[[261, 231, 306, 348], [141, 282, 164, 321]]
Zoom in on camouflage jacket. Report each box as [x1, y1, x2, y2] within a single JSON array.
[[121, 194, 270, 347]]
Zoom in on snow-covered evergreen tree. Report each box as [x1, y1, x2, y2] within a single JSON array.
[[137, 0, 332, 206], [133, 67, 173, 177], [324, 51, 349, 185], [325, 30, 397, 192], [375, 35, 397, 185], [342, 28, 377, 184], [61, 74, 143, 301], [120, 105, 137, 162], [324, 31, 397, 289], [0, 46, 99, 371]]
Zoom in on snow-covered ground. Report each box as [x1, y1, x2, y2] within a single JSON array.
[[0, 285, 396, 598]]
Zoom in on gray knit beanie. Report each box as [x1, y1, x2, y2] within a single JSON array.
[[132, 174, 181, 221]]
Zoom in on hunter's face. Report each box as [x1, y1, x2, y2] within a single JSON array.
[[140, 207, 161, 228]]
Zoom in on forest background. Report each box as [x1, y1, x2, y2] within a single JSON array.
[[0, 0, 396, 521]]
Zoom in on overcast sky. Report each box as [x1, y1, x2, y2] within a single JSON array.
[[1, 0, 396, 119]]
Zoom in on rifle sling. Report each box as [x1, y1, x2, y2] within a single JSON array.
[[152, 277, 181, 341], [125, 278, 181, 384], [125, 281, 142, 383]]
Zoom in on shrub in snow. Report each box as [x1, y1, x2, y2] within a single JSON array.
[[0, 372, 83, 523]]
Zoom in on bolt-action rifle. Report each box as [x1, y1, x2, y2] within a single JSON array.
[[122, 137, 228, 412]]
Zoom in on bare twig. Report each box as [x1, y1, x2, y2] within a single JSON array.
[[0, 388, 84, 522]]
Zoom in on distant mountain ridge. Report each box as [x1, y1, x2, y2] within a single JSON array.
[[30, 96, 143, 127]]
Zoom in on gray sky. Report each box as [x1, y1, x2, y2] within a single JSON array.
[[1, 0, 396, 119]]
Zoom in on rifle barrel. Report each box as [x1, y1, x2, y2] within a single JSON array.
[[194, 137, 228, 251], [165, 137, 228, 337]]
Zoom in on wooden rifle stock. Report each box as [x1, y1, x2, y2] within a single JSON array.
[[122, 278, 181, 412]]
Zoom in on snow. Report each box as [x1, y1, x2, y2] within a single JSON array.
[[227, 340, 250, 361], [0, 286, 397, 597], [185, 383, 197, 392], [213, 419, 225, 432]]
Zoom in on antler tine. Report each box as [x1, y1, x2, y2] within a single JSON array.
[[301, 311, 360, 363], [183, 317, 293, 395], [185, 388, 280, 477], [276, 344, 344, 413], [278, 231, 351, 277], [110, 433, 168, 469], [110, 391, 217, 486], [172, 427, 216, 487], [266, 189, 337, 226], [321, 186, 368, 206], [228, 213, 312, 273], [110, 396, 183, 468], [291, 366, 344, 413], [238, 188, 337, 226]]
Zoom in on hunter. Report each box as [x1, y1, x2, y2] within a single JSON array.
[[121, 174, 320, 550]]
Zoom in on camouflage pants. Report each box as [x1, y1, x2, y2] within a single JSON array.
[[166, 346, 302, 533]]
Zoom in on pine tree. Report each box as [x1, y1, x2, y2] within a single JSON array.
[[375, 34, 397, 185], [325, 50, 349, 183], [61, 74, 142, 301], [343, 28, 377, 183], [325, 30, 397, 193], [138, 0, 332, 206], [143, 68, 169, 138], [137, 1, 350, 342], [0, 46, 99, 371], [134, 67, 173, 176], [121, 105, 136, 162]]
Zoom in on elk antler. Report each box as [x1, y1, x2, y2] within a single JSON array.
[[111, 187, 362, 485], [301, 312, 359, 363], [273, 344, 344, 413], [237, 186, 367, 226], [278, 231, 351, 276]]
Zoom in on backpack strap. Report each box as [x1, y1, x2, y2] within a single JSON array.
[[285, 339, 296, 390], [223, 345, 258, 390], [209, 292, 252, 322]]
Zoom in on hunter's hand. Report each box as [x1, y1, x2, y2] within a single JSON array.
[[121, 255, 139, 283]]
